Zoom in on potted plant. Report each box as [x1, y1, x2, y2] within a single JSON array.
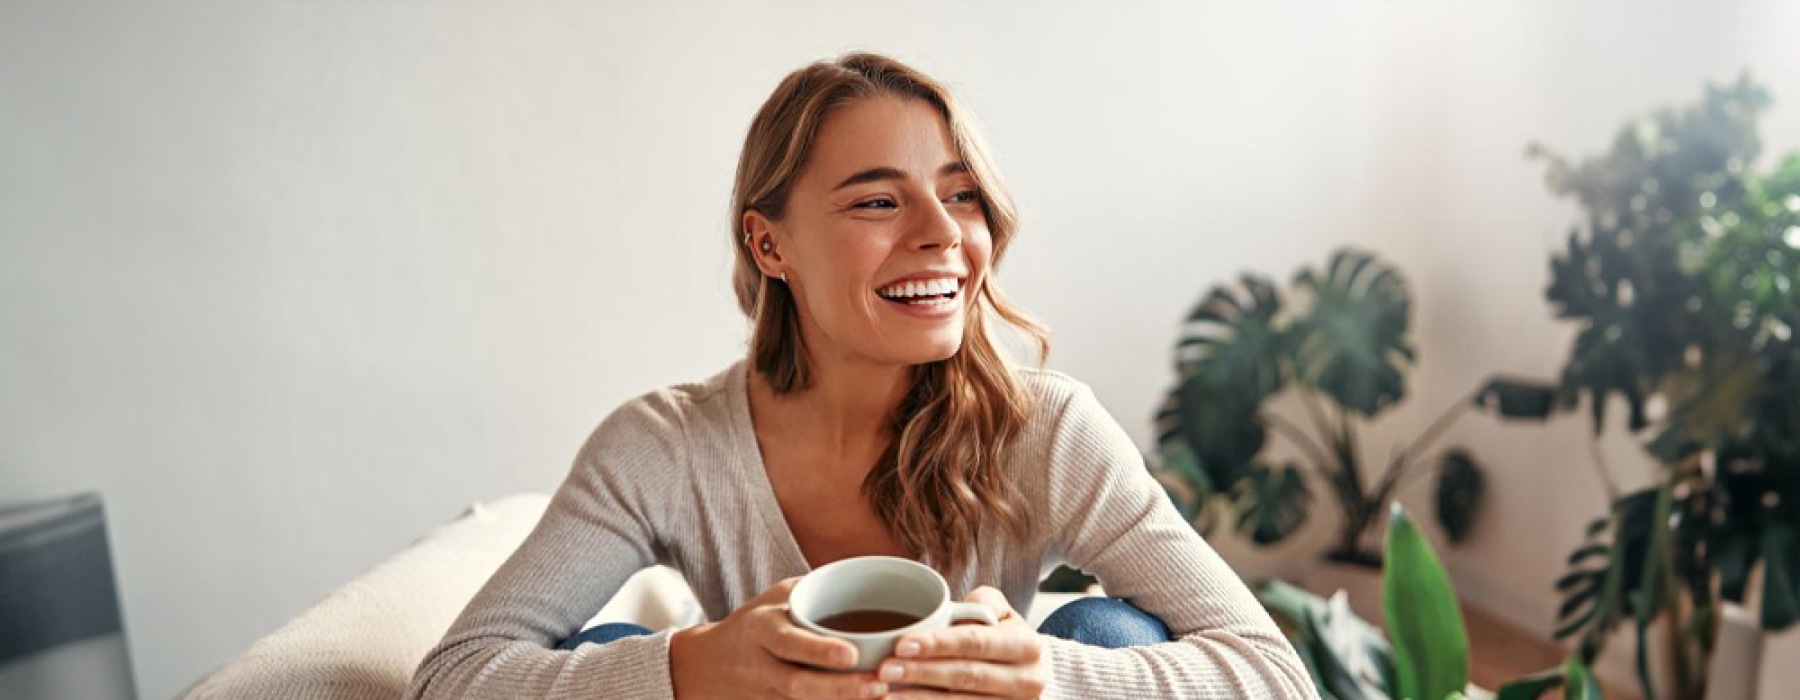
[[1151, 249, 1536, 598], [1483, 74, 1799, 700]]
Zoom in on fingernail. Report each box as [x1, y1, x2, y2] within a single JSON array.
[[896, 640, 920, 657], [863, 681, 886, 697], [880, 664, 904, 681], [835, 649, 854, 666]]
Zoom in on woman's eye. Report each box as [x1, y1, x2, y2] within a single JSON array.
[[851, 191, 979, 210]]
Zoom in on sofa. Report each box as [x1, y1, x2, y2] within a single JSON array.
[[181, 494, 1089, 699]]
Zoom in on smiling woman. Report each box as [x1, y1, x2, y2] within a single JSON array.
[[730, 58, 1044, 581], [404, 52, 1319, 700]]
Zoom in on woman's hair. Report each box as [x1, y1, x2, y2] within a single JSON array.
[[729, 52, 1052, 576]]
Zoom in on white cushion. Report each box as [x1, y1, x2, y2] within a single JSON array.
[[180, 494, 701, 700]]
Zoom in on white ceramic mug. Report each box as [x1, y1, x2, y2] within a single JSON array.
[[788, 556, 998, 672]]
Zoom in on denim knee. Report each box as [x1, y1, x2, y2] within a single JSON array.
[[555, 622, 654, 650], [1036, 597, 1172, 649]]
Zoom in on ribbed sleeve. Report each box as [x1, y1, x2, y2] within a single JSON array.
[[1040, 382, 1320, 699], [404, 396, 683, 699]]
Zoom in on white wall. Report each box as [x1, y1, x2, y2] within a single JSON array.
[[4, 1, 1798, 697]]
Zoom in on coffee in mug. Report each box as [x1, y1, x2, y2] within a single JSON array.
[[814, 609, 924, 634]]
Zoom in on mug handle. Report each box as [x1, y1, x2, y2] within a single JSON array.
[[948, 602, 999, 626]]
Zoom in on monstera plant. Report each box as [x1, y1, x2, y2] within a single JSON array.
[[1484, 75, 1800, 700], [1154, 249, 1533, 567]]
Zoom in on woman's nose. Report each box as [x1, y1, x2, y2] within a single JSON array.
[[910, 198, 962, 251]]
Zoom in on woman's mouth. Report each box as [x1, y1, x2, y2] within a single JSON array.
[[876, 277, 962, 304], [874, 277, 965, 316]]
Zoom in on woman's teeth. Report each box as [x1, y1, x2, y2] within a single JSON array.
[[876, 278, 962, 305]]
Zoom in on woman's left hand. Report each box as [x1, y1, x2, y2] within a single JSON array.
[[876, 586, 1049, 699]]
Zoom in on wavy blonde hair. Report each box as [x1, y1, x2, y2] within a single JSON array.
[[729, 52, 1052, 576]]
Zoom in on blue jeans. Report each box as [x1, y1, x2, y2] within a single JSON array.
[[556, 621, 657, 649], [555, 597, 1170, 650]]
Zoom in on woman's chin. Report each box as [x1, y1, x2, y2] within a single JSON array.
[[881, 337, 963, 366]]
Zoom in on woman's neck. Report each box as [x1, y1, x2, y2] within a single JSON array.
[[749, 349, 910, 462]]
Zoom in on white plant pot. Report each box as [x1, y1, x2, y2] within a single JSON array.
[[1705, 603, 1764, 700], [1754, 620, 1800, 700]]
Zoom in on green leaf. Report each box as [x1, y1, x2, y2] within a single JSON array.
[[1497, 658, 1604, 700], [1155, 379, 1263, 493], [1383, 503, 1469, 700], [1255, 579, 1394, 700], [1495, 667, 1564, 700], [1255, 578, 1321, 628], [1473, 378, 1565, 419], [1563, 657, 1604, 700], [1175, 273, 1289, 405], [1553, 489, 1659, 649], [1290, 249, 1416, 416], [1534, 75, 1771, 437], [1434, 449, 1485, 544], [1631, 481, 1676, 700], [1233, 463, 1312, 545]]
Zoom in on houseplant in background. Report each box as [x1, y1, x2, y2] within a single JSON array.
[[1150, 249, 1538, 584], [1482, 75, 1800, 700], [1258, 502, 1605, 700]]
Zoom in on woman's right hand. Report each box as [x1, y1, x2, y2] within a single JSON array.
[[670, 577, 888, 700]]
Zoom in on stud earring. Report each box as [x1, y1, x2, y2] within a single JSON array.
[[779, 272, 788, 283], [761, 239, 772, 253]]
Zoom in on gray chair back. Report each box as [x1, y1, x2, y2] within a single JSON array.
[[0, 492, 136, 700]]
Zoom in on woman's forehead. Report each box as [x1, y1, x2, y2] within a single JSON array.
[[804, 97, 964, 187]]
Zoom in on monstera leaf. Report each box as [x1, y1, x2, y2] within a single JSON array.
[[1233, 463, 1311, 545], [1159, 273, 1291, 512], [1155, 379, 1263, 495], [1473, 377, 1567, 419], [1554, 489, 1659, 646], [1174, 272, 1290, 405], [1435, 449, 1485, 544], [1289, 249, 1416, 416]]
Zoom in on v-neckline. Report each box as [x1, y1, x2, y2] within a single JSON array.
[[727, 359, 818, 576]]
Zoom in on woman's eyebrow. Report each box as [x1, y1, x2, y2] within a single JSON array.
[[831, 161, 970, 192]]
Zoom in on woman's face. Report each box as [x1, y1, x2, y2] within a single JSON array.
[[750, 96, 993, 368]]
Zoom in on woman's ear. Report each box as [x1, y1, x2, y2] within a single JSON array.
[[742, 209, 787, 277]]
